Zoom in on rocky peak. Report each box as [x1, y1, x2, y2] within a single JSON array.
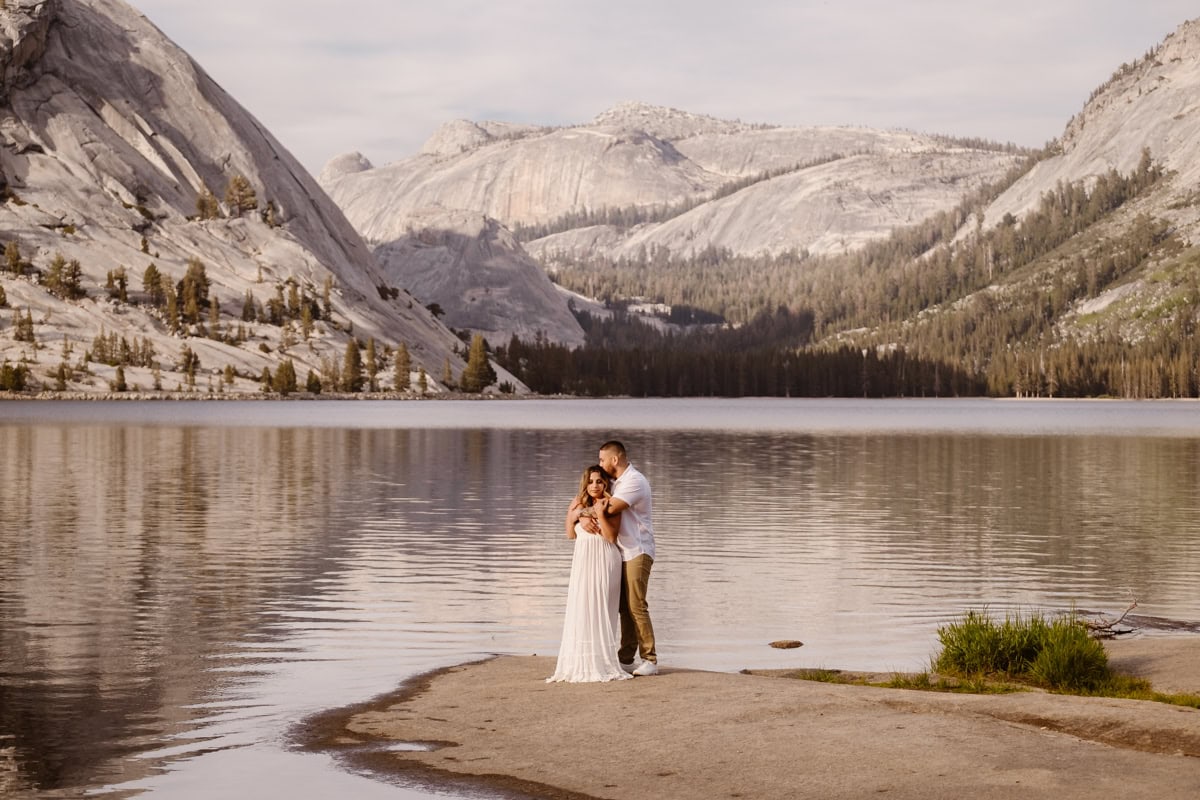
[[0, 0, 53, 99], [984, 15, 1200, 225], [0, 0, 484, 395], [590, 101, 759, 140], [372, 207, 585, 349], [318, 150, 374, 184], [420, 118, 494, 157]]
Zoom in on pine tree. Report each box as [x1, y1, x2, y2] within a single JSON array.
[[178, 258, 209, 323], [107, 266, 129, 302], [225, 175, 258, 217], [417, 366, 428, 393], [393, 342, 411, 391], [272, 359, 297, 395], [441, 357, 455, 390], [460, 333, 497, 393], [112, 365, 127, 392], [143, 263, 164, 305], [365, 338, 378, 391], [13, 308, 34, 342], [306, 369, 322, 394], [195, 186, 220, 220], [54, 362, 68, 391], [45, 252, 83, 299], [4, 240, 21, 275], [164, 277, 180, 332], [300, 303, 313, 340], [342, 339, 364, 392]]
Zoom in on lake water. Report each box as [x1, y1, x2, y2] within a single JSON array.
[[1, 398, 1198, 798]]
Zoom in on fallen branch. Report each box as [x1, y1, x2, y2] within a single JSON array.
[[1080, 597, 1138, 638]]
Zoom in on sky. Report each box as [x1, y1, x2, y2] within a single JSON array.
[[130, 1, 1198, 177]]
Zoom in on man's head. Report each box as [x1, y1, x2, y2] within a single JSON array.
[[598, 440, 627, 477]]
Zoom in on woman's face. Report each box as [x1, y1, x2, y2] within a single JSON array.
[[585, 471, 607, 499]]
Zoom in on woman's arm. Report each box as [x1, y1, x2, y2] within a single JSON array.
[[595, 498, 621, 545], [564, 498, 582, 539]]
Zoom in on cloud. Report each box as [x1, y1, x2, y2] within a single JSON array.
[[130, 0, 1198, 175]]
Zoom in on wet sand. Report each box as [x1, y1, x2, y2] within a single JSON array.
[[299, 637, 1200, 800]]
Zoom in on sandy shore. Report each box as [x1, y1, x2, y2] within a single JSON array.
[[299, 637, 1200, 800]]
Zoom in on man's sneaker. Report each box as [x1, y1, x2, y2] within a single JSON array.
[[632, 660, 659, 676], [619, 661, 636, 674]]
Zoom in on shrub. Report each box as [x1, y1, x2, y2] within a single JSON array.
[[1027, 621, 1109, 691], [934, 608, 1110, 692]]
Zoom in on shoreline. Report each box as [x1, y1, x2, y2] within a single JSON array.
[[296, 638, 1200, 800]]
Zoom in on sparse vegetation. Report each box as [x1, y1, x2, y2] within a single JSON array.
[[225, 174, 258, 217], [781, 607, 1200, 709]]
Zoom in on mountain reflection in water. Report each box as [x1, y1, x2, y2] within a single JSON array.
[[0, 398, 1197, 798]]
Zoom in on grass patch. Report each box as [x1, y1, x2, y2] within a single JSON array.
[[934, 607, 1107, 692], [785, 608, 1200, 709]]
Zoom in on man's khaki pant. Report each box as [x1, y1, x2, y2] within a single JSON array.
[[618, 555, 656, 664]]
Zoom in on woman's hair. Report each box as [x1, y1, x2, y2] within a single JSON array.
[[574, 464, 612, 509]]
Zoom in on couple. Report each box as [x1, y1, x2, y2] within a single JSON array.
[[546, 440, 657, 683]]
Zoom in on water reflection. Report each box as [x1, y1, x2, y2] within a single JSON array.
[[0, 404, 1197, 798]]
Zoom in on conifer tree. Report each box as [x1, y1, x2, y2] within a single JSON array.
[[112, 365, 127, 392], [460, 333, 496, 393], [300, 303, 314, 340], [342, 339, 364, 392], [178, 258, 209, 323], [4, 240, 21, 275], [143, 263, 164, 306], [273, 358, 297, 395], [0, 284, 6, 307], [365, 338, 378, 391], [195, 186, 220, 220], [13, 308, 34, 342], [306, 369, 322, 394], [225, 175, 258, 217], [107, 266, 129, 302], [393, 342, 411, 391], [417, 366, 428, 393], [178, 344, 199, 386], [441, 357, 454, 390], [45, 252, 83, 299]]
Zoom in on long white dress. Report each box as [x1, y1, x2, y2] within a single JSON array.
[[546, 523, 631, 683]]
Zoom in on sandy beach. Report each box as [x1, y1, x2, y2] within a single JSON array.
[[299, 637, 1200, 800]]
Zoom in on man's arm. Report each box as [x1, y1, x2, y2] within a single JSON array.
[[606, 496, 630, 514]]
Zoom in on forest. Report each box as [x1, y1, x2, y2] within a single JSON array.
[[504, 147, 1199, 398]]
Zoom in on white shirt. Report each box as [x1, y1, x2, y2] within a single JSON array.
[[612, 463, 655, 562]]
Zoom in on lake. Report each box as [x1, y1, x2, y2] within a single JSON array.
[[1, 398, 1198, 798]]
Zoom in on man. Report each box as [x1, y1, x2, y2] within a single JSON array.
[[597, 440, 658, 676]]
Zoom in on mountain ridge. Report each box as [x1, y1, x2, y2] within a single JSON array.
[[0, 0, 490, 395]]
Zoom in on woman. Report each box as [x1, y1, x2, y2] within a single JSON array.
[[546, 465, 631, 683]]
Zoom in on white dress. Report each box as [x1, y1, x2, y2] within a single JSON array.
[[546, 523, 631, 683]]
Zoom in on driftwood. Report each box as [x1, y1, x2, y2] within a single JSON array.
[[1079, 597, 1138, 638]]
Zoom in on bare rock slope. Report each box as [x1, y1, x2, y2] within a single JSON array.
[[322, 101, 1025, 264], [0, 0, 478, 394], [373, 208, 585, 348], [984, 17, 1200, 229]]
